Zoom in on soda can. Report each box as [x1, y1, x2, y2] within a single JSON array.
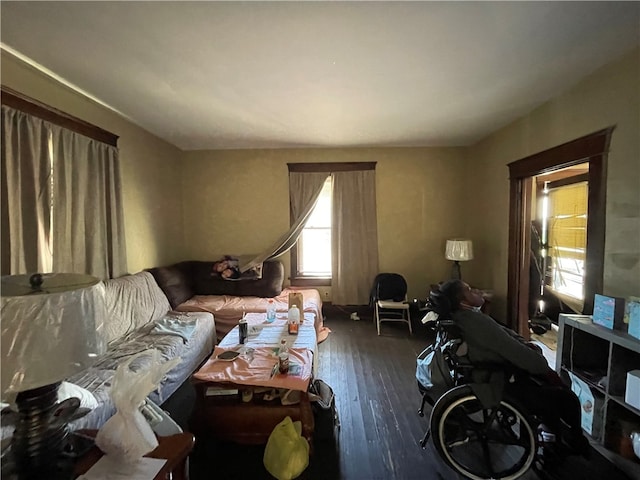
[[239, 319, 248, 344]]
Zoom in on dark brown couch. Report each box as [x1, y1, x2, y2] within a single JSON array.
[[147, 260, 285, 309]]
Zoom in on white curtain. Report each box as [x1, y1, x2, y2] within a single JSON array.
[[50, 125, 127, 278], [331, 169, 379, 305], [240, 171, 328, 272], [1, 106, 52, 274], [1, 105, 126, 279]]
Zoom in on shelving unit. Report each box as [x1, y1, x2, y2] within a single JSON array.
[[556, 313, 640, 477]]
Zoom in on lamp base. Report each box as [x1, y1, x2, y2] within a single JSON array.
[[7, 382, 79, 480], [450, 261, 462, 280]]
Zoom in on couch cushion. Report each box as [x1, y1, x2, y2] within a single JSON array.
[[66, 311, 216, 431], [103, 271, 172, 345], [193, 260, 284, 297], [147, 262, 196, 309]]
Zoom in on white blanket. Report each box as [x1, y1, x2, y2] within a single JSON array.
[[150, 315, 198, 343]]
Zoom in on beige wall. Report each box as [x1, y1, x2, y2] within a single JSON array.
[[464, 48, 640, 321], [181, 148, 466, 300], [1, 51, 467, 299], [4, 46, 637, 315], [1, 51, 186, 274]]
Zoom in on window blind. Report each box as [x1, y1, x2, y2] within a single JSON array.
[[548, 183, 588, 260], [547, 181, 588, 304]]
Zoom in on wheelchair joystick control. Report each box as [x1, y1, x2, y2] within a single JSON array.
[[537, 424, 556, 445], [540, 431, 556, 443]]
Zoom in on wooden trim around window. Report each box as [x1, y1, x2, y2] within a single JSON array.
[[546, 173, 590, 190], [1, 85, 118, 146], [289, 276, 332, 287], [507, 130, 611, 179], [289, 162, 375, 285], [506, 127, 613, 336], [288, 162, 376, 172]]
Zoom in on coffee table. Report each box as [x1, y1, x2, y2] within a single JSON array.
[[190, 313, 316, 445]]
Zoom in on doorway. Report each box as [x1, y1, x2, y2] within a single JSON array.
[[506, 127, 613, 338]]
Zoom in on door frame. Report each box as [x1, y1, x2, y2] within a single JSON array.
[[506, 127, 613, 337]]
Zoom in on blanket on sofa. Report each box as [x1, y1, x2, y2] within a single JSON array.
[[1, 272, 217, 442], [176, 287, 323, 340], [66, 311, 214, 431], [150, 314, 198, 343], [69, 272, 216, 430]]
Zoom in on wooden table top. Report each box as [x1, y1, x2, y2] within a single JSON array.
[[74, 430, 195, 479]]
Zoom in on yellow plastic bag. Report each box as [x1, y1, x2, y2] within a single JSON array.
[[263, 416, 309, 480]]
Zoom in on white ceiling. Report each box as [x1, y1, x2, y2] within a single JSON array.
[[1, 1, 638, 151]]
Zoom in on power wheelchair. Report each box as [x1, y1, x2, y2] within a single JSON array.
[[417, 318, 567, 480]]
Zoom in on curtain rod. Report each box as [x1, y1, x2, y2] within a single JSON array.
[[1, 85, 118, 147], [288, 162, 376, 172]]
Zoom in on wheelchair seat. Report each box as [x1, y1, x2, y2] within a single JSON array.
[[416, 317, 543, 480]]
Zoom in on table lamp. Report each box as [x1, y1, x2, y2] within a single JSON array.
[[1, 273, 106, 479], [445, 239, 474, 280]]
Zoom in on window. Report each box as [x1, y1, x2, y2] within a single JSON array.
[[2, 87, 125, 278], [288, 161, 377, 298], [296, 176, 332, 277], [543, 180, 588, 307], [507, 127, 611, 335]]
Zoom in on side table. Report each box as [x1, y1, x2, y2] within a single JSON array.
[[74, 430, 195, 480]]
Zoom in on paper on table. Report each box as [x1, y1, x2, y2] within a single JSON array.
[[77, 455, 167, 480]]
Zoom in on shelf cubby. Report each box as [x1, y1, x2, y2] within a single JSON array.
[[609, 344, 640, 398], [556, 313, 640, 478]]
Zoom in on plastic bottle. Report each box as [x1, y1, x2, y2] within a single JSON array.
[[278, 351, 290, 374], [278, 338, 289, 374], [288, 305, 300, 334], [266, 299, 276, 323]]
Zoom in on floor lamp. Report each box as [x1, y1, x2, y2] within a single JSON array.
[[445, 239, 474, 280], [1, 273, 106, 479]]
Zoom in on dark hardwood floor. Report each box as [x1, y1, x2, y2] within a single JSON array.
[[162, 305, 633, 480]]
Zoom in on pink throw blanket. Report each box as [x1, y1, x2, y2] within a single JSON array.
[[193, 346, 313, 392], [176, 287, 323, 340]]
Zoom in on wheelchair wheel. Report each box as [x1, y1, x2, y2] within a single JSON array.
[[430, 385, 536, 480]]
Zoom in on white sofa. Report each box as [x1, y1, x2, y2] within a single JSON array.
[[66, 271, 216, 430]]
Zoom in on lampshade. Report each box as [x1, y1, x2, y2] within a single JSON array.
[[445, 239, 474, 262], [1, 273, 106, 398], [1, 273, 107, 476]]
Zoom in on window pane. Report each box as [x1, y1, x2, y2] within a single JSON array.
[[546, 182, 588, 300], [552, 257, 584, 299], [299, 229, 331, 275], [305, 179, 332, 228], [298, 177, 332, 276]]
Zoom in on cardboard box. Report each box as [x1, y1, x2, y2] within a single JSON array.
[[288, 292, 303, 311], [625, 370, 640, 410], [593, 294, 625, 330], [624, 298, 640, 340]]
